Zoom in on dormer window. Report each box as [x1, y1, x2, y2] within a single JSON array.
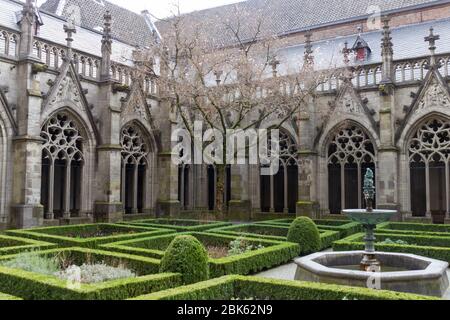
[[352, 35, 371, 62]]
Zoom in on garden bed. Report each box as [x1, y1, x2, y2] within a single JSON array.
[[257, 219, 361, 237], [5, 224, 173, 248], [131, 275, 435, 300], [0, 247, 181, 300], [0, 235, 56, 256], [333, 232, 450, 263], [208, 224, 340, 249], [122, 219, 232, 232], [101, 232, 299, 278], [377, 222, 450, 236]]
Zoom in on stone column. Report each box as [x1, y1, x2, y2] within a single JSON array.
[[93, 12, 124, 223], [228, 164, 251, 221], [11, 1, 45, 228]]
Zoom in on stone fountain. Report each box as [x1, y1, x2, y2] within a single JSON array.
[[294, 169, 449, 297]]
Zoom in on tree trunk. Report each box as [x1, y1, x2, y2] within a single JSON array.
[[215, 164, 226, 215]]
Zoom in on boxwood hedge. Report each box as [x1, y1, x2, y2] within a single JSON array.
[[0, 247, 181, 300], [0, 235, 56, 256], [122, 219, 232, 232], [5, 224, 173, 249], [131, 275, 435, 300], [377, 222, 450, 235], [0, 293, 22, 300], [208, 224, 340, 250], [333, 232, 450, 263], [257, 219, 361, 237], [101, 232, 299, 278]]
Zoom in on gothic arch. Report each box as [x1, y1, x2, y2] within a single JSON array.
[[120, 120, 157, 214], [40, 109, 95, 219], [321, 121, 377, 214], [260, 129, 299, 214], [402, 113, 450, 221], [0, 91, 15, 223]]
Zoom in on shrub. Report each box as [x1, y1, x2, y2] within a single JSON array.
[[1, 251, 60, 276], [287, 217, 321, 254], [228, 237, 264, 256], [56, 263, 136, 284], [160, 235, 209, 284], [0, 248, 181, 300], [132, 275, 435, 300]]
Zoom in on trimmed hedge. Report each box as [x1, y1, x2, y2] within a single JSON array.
[[0, 247, 181, 300], [0, 235, 56, 256], [377, 222, 450, 235], [333, 232, 450, 263], [208, 223, 340, 250], [122, 219, 232, 232], [287, 218, 321, 255], [101, 232, 299, 278], [160, 235, 209, 284], [5, 224, 173, 249], [132, 275, 436, 300], [0, 293, 22, 300], [257, 219, 361, 237]]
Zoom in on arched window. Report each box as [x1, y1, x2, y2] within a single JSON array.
[[121, 124, 149, 214], [327, 125, 375, 214], [41, 112, 84, 219], [8, 35, 17, 56], [261, 130, 299, 214], [409, 118, 450, 222], [0, 32, 6, 54]]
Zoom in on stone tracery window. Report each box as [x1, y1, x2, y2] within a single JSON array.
[[261, 130, 299, 214], [409, 118, 450, 220], [327, 125, 375, 214], [41, 112, 84, 219], [121, 124, 149, 214]]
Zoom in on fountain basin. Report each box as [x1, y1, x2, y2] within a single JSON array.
[[344, 209, 397, 225], [295, 251, 449, 297]]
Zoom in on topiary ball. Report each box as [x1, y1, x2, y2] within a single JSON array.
[[159, 235, 209, 284], [287, 217, 321, 255]]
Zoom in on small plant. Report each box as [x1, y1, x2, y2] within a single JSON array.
[[228, 237, 264, 256], [287, 217, 321, 255], [56, 263, 136, 284], [159, 235, 209, 284], [1, 251, 60, 275], [380, 238, 409, 246]]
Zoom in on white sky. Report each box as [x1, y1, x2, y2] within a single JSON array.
[[36, 0, 245, 19]]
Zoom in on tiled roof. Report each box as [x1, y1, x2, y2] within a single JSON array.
[[0, 0, 135, 65], [40, 0, 157, 47], [156, 0, 449, 46]]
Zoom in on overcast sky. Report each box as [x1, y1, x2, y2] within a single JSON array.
[[36, 0, 244, 18]]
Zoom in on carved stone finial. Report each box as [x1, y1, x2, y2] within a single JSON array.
[[303, 30, 314, 70], [102, 11, 112, 44], [63, 20, 76, 48], [214, 70, 223, 85], [342, 41, 351, 65], [269, 56, 280, 77], [425, 27, 440, 67], [381, 16, 393, 55]]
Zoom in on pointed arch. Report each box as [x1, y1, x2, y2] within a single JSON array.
[[120, 120, 157, 214], [401, 113, 450, 222], [260, 128, 299, 214], [0, 90, 15, 223], [40, 109, 94, 219], [322, 121, 377, 214]]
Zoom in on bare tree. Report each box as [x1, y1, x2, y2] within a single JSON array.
[[145, 5, 333, 214]]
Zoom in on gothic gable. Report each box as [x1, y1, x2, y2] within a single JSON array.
[[315, 82, 378, 150], [121, 82, 153, 127], [396, 67, 450, 142], [41, 61, 100, 144]]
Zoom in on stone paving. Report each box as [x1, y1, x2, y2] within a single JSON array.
[[256, 260, 450, 300]]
